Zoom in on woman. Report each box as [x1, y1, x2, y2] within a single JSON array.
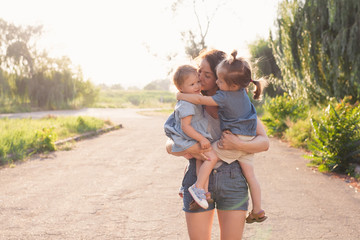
[[166, 49, 269, 239]]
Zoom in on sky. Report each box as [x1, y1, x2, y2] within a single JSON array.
[[0, 0, 280, 89]]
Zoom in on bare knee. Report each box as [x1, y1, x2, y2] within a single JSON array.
[[204, 150, 219, 163]]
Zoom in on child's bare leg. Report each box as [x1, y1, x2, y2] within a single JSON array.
[[239, 161, 262, 213], [195, 159, 202, 176], [196, 160, 212, 200], [194, 150, 219, 190], [204, 177, 209, 193]]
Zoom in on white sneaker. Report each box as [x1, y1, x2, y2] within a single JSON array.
[[188, 184, 209, 209]]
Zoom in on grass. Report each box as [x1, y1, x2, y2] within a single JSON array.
[[93, 89, 176, 108], [0, 115, 114, 165]]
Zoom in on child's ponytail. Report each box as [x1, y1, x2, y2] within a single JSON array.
[[251, 78, 267, 100], [229, 50, 237, 64]]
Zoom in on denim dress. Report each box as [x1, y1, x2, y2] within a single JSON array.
[[164, 100, 212, 152]]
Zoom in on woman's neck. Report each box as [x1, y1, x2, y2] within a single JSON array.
[[205, 88, 218, 96], [204, 106, 218, 119]]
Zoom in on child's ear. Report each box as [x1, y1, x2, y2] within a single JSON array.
[[231, 84, 241, 91]]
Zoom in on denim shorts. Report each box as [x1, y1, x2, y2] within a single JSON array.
[[182, 158, 249, 212]]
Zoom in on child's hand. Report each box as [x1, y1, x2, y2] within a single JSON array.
[[223, 129, 233, 135], [199, 138, 211, 150], [185, 143, 209, 161]]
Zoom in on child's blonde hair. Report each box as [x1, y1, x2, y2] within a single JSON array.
[[173, 65, 198, 91], [216, 50, 264, 99]]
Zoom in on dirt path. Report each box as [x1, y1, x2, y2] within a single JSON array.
[[0, 109, 359, 239]]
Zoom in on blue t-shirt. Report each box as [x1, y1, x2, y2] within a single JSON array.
[[211, 89, 257, 136]]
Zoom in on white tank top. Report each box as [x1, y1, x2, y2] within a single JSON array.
[[204, 110, 224, 168], [205, 110, 221, 142]]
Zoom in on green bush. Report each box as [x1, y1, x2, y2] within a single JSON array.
[[32, 127, 57, 152], [262, 93, 308, 137], [76, 116, 100, 133], [126, 95, 142, 106], [284, 118, 312, 149], [308, 101, 360, 174]]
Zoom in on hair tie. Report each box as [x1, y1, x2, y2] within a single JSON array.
[[250, 79, 254, 83]]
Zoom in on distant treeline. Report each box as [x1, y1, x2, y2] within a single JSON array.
[[0, 18, 98, 113]]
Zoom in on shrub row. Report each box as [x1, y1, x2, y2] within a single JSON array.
[[262, 94, 360, 177]]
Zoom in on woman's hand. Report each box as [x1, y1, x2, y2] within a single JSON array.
[[166, 138, 210, 161], [218, 119, 270, 154], [218, 130, 240, 150]]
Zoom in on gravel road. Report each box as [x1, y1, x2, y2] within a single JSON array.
[[0, 108, 359, 239]]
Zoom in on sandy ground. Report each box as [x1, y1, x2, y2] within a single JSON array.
[[0, 108, 359, 239]]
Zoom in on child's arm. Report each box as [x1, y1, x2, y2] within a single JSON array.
[[177, 92, 218, 106], [181, 115, 211, 149]]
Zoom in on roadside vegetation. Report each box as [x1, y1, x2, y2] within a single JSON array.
[[0, 116, 113, 166], [248, 0, 360, 180]]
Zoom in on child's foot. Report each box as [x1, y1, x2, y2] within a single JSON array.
[[189, 192, 213, 211], [205, 192, 214, 204], [189, 200, 201, 211], [246, 210, 268, 223], [188, 184, 209, 209], [178, 186, 184, 198]]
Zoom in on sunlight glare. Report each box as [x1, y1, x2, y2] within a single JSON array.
[[0, 0, 279, 88]]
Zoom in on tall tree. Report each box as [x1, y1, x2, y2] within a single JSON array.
[[271, 0, 360, 104], [0, 18, 42, 77], [0, 18, 99, 110]]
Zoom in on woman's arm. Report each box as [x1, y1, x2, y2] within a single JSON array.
[[177, 92, 218, 106], [166, 138, 209, 160], [218, 118, 269, 153]]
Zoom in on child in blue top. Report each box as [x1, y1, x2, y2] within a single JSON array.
[[164, 64, 214, 209], [177, 50, 267, 223]]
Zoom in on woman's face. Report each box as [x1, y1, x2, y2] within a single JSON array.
[[198, 59, 218, 93]]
